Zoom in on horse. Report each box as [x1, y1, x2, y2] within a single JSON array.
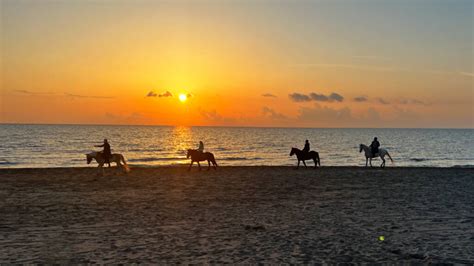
[[186, 149, 218, 171], [86, 151, 130, 175], [289, 147, 320, 169], [359, 144, 393, 168]]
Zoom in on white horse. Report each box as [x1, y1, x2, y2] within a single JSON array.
[[359, 144, 393, 168], [86, 151, 130, 175]]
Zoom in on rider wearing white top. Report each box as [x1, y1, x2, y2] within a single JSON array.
[[198, 141, 204, 153]]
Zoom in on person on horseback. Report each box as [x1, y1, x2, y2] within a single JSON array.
[[303, 140, 310, 155], [370, 137, 380, 158], [95, 139, 112, 167], [197, 141, 204, 153]]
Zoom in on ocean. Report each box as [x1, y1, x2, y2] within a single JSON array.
[[0, 124, 472, 168]]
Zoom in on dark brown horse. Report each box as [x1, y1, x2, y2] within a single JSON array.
[[186, 149, 218, 171], [290, 147, 320, 169]]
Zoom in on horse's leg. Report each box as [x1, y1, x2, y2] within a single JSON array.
[[303, 160, 307, 168], [188, 161, 193, 171], [207, 160, 211, 171], [369, 158, 373, 167], [365, 157, 368, 167], [313, 158, 317, 169], [381, 155, 385, 168], [296, 160, 300, 169], [197, 161, 202, 171]]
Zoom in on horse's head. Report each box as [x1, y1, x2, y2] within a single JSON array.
[[290, 147, 296, 156], [359, 144, 363, 153], [186, 149, 191, 159], [86, 153, 93, 164]]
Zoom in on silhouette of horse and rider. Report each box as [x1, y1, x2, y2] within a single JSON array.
[[86, 137, 393, 171], [290, 140, 321, 169], [187, 141, 218, 171], [86, 139, 129, 174], [359, 137, 393, 168]]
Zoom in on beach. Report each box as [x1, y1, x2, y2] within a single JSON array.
[[0, 166, 473, 263]]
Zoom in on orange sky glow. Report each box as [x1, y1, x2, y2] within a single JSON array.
[[1, 1, 473, 128]]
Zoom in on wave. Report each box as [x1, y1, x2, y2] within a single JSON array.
[[128, 149, 164, 152], [220, 157, 263, 161], [128, 157, 184, 163], [410, 158, 430, 162], [0, 160, 18, 165], [451, 164, 474, 168]]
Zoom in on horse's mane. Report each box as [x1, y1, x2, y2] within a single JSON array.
[[87, 151, 99, 157]]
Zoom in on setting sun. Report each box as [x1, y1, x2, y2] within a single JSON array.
[[179, 94, 187, 103]]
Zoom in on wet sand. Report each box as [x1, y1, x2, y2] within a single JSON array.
[[0, 166, 473, 263]]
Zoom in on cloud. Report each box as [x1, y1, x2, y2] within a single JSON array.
[[159, 91, 173, 97], [460, 72, 474, 77], [297, 104, 354, 126], [290, 92, 344, 103], [262, 93, 277, 98], [376, 97, 390, 105], [146, 91, 173, 98], [328, 92, 344, 102], [200, 109, 236, 123], [15, 89, 53, 96], [289, 93, 311, 102], [65, 93, 114, 99], [354, 96, 368, 102], [262, 107, 287, 120], [309, 93, 329, 101], [146, 91, 157, 97], [398, 98, 427, 105], [14, 90, 114, 99]]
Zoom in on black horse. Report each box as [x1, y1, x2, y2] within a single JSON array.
[[186, 149, 218, 171], [290, 147, 320, 169]]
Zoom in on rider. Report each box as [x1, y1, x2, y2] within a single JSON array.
[[302, 140, 310, 154], [197, 141, 204, 153], [95, 139, 112, 167], [370, 137, 380, 157]]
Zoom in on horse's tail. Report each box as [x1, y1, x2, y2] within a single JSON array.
[[209, 153, 218, 167], [120, 154, 130, 173], [386, 151, 394, 164]]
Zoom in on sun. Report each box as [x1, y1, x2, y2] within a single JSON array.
[[179, 93, 187, 102]]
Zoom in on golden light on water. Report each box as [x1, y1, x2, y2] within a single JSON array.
[[179, 94, 187, 103]]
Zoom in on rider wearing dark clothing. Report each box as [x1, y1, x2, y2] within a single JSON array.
[[95, 139, 111, 166], [370, 137, 380, 157], [303, 140, 310, 154]]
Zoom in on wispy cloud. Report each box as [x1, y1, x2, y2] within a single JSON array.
[[376, 98, 390, 105], [14, 90, 55, 96], [65, 93, 114, 99], [291, 63, 468, 77], [290, 92, 344, 103], [200, 109, 236, 123], [262, 93, 277, 98], [352, 55, 392, 61], [290, 63, 394, 72], [353, 96, 368, 102], [262, 107, 287, 120], [460, 72, 474, 77]]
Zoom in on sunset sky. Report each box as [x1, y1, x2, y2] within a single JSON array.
[[1, 0, 473, 128]]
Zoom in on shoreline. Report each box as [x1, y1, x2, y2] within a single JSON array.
[[1, 166, 473, 263], [2, 165, 474, 171]]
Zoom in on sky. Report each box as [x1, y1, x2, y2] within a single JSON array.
[[1, 0, 473, 128]]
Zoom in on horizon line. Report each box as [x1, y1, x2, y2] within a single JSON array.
[[1, 122, 472, 130]]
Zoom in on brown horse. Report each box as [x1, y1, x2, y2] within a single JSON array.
[[290, 147, 320, 169], [186, 149, 218, 171]]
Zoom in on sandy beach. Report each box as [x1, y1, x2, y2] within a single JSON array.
[[0, 166, 473, 263]]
